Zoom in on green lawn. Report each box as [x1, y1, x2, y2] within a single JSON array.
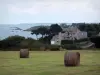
[[0, 50, 100, 75]]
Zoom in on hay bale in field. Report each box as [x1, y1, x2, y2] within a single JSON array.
[[64, 52, 80, 66], [20, 49, 29, 58]]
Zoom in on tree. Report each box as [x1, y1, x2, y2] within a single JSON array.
[[94, 24, 100, 34], [85, 24, 98, 37], [31, 24, 62, 44], [31, 29, 39, 40], [60, 23, 69, 28], [37, 27, 49, 38], [78, 24, 86, 31], [31, 26, 50, 39], [49, 24, 62, 35]]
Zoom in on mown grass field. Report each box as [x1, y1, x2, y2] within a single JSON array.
[[0, 50, 100, 75]]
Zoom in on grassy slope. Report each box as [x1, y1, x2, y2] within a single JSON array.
[[0, 50, 100, 75]]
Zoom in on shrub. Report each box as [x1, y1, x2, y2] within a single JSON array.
[[29, 41, 46, 51], [61, 40, 73, 45], [76, 38, 89, 42], [20, 38, 36, 48], [61, 38, 89, 45], [90, 36, 100, 48], [49, 45, 60, 51], [0, 35, 25, 49], [62, 44, 81, 50]]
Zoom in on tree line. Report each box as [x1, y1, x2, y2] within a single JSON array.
[[76, 23, 100, 37], [31, 23, 62, 44], [0, 23, 100, 50], [31, 23, 100, 43], [30, 23, 100, 49]]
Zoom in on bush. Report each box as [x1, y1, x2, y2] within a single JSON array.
[[0, 35, 25, 49], [61, 40, 73, 44], [20, 38, 36, 48], [49, 45, 60, 51], [90, 36, 100, 48], [18, 39, 49, 51], [29, 41, 46, 51], [61, 38, 89, 45], [0, 36, 41, 51], [62, 44, 81, 50], [76, 38, 89, 42]]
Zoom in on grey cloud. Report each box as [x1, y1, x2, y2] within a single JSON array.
[[0, 0, 100, 23], [90, 0, 100, 11]]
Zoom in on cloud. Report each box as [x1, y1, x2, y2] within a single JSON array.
[[7, 0, 92, 15], [0, 0, 100, 23], [90, 0, 100, 12], [1, 0, 99, 15]]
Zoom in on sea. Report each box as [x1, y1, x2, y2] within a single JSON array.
[[0, 23, 52, 40]]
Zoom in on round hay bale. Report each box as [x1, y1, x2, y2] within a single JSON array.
[[20, 49, 29, 58], [64, 52, 80, 66]]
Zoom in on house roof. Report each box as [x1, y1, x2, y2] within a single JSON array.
[[62, 26, 80, 32]]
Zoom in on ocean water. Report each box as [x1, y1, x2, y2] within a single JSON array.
[[0, 25, 35, 40], [0, 23, 51, 40]]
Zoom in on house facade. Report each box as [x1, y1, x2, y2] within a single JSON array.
[[51, 26, 87, 45]]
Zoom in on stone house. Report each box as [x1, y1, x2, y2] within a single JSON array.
[[51, 26, 87, 45]]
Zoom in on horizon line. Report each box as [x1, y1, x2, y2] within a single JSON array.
[[0, 22, 100, 25]]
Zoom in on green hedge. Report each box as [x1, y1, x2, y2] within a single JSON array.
[[61, 38, 89, 45], [90, 36, 100, 48], [61, 40, 74, 44], [76, 38, 89, 42], [29, 45, 60, 51], [49, 45, 60, 51], [62, 44, 81, 50]]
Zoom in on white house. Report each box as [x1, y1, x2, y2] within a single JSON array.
[[51, 26, 87, 45]]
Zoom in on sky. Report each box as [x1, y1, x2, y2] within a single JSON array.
[[0, 0, 100, 24]]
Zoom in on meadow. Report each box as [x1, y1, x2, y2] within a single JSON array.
[[0, 50, 100, 75]]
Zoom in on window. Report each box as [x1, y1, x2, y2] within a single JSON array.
[[82, 33, 84, 35], [51, 41, 55, 44]]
